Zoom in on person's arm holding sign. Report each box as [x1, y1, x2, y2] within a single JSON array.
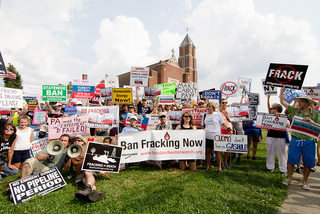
[[267, 94, 271, 113], [280, 86, 289, 110]]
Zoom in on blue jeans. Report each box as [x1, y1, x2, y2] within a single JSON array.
[[0, 162, 18, 180]]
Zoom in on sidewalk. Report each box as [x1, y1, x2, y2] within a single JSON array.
[[279, 165, 320, 214]]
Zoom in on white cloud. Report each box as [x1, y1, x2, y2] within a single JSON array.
[[158, 30, 184, 59], [180, 0, 193, 11]]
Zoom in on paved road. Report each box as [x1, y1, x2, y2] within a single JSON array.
[[279, 165, 320, 214]]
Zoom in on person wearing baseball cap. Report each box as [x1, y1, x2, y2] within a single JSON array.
[[135, 87, 156, 116], [121, 115, 141, 133], [155, 112, 172, 130], [47, 102, 64, 115], [280, 86, 320, 190]]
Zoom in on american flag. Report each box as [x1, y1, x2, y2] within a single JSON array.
[[0, 70, 16, 80]]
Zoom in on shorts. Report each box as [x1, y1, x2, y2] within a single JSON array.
[[75, 171, 98, 186], [12, 150, 32, 164], [288, 137, 315, 168], [247, 134, 261, 143], [205, 139, 214, 149], [25, 157, 49, 174]]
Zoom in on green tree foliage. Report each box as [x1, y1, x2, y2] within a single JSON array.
[[3, 63, 23, 89]]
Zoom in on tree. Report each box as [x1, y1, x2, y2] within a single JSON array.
[[3, 63, 23, 89]]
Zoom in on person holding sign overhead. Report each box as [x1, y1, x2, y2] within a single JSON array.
[[280, 86, 320, 190]]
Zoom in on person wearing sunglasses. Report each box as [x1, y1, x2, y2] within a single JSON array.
[[176, 112, 197, 171], [0, 123, 18, 180], [155, 112, 172, 130]]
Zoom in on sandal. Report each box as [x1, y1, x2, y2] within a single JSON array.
[[221, 164, 226, 169], [247, 156, 251, 160], [224, 164, 231, 169], [295, 167, 302, 174]]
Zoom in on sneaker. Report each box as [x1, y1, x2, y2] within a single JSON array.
[[301, 182, 310, 190], [88, 190, 105, 202], [281, 172, 287, 177], [75, 185, 92, 199], [282, 179, 291, 186]]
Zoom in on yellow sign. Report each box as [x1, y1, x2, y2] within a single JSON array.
[[112, 88, 133, 104]]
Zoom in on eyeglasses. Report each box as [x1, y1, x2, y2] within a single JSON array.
[[177, 109, 182, 110], [159, 116, 166, 118], [4, 128, 15, 131], [184, 115, 191, 118], [221, 102, 228, 104], [73, 139, 83, 142]]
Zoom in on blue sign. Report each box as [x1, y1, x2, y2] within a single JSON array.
[[72, 85, 95, 93], [202, 90, 222, 100], [64, 106, 77, 115], [283, 89, 306, 104]]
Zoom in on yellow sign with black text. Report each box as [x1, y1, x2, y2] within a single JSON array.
[[112, 88, 133, 104]]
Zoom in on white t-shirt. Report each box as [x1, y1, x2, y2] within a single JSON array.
[[201, 112, 224, 140]]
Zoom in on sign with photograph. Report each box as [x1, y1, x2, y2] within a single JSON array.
[[130, 66, 149, 87], [105, 76, 119, 88], [237, 77, 251, 95]]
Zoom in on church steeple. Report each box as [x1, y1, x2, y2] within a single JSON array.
[[178, 34, 197, 83]]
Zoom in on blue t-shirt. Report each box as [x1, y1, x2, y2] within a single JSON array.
[[244, 121, 261, 135], [121, 126, 141, 133]]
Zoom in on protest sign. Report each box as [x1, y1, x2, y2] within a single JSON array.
[[32, 110, 47, 125], [9, 167, 66, 205], [167, 111, 182, 125], [289, 116, 320, 139], [255, 113, 288, 131], [283, 89, 305, 104], [23, 84, 42, 98], [144, 87, 161, 98], [124, 112, 149, 131], [213, 135, 248, 153], [87, 112, 114, 129], [105, 76, 119, 88], [220, 81, 237, 97], [176, 83, 199, 99], [227, 106, 249, 122], [72, 79, 89, 86], [81, 142, 122, 173], [302, 87, 320, 101], [112, 88, 133, 104], [264, 63, 308, 90], [0, 52, 7, 75], [72, 85, 95, 99], [100, 87, 113, 100], [64, 106, 77, 115], [231, 103, 257, 120], [130, 66, 149, 87], [158, 95, 174, 105], [123, 85, 144, 100], [23, 97, 38, 110], [237, 77, 251, 95], [0, 87, 23, 108], [76, 106, 119, 128], [95, 83, 105, 95], [247, 93, 260, 105], [42, 85, 67, 102], [119, 130, 205, 163], [261, 79, 277, 96], [31, 137, 50, 156], [202, 90, 222, 100], [48, 115, 90, 139], [154, 83, 176, 95], [146, 114, 160, 130], [182, 108, 207, 127]]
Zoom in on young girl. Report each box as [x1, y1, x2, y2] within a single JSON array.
[[8, 115, 34, 170]]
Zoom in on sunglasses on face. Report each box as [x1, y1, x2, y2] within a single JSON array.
[[73, 139, 83, 142], [159, 116, 166, 118], [184, 115, 191, 118], [221, 102, 228, 104], [177, 109, 182, 110], [4, 128, 15, 131]]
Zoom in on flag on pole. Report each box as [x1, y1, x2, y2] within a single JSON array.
[[0, 70, 16, 79]]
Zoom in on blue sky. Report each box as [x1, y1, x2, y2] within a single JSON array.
[[0, 0, 320, 109]]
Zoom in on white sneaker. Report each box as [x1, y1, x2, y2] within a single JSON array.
[[301, 182, 310, 190], [282, 179, 291, 186]]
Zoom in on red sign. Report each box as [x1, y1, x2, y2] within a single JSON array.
[[220, 81, 237, 96], [95, 83, 105, 94], [72, 92, 95, 99], [274, 65, 296, 83]]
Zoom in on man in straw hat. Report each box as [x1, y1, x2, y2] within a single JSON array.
[[64, 135, 104, 202], [280, 86, 320, 190]]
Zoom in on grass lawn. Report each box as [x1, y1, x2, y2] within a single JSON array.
[[0, 131, 288, 214]]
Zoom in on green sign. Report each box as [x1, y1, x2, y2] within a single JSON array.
[[154, 82, 176, 95], [42, 85, 67, 101]]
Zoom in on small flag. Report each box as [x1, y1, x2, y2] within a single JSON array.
[[0, 70, 16, 79]]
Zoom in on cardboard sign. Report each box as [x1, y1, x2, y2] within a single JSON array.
[[112, 88, 133, 104], [81, 142, 122, 173], [72, 79, 89, 86], [42, 85, 67, 102], [64, 106, 77, 115], [265, 63, 308, 90], [23, 84, 42, 98], [105, 76, 119, 88], [130, 66, 149, 87], [227, 106, 249, 122], [146, 114, 160, 130], [154, 83, 176, 95], [182, 108, 208, 127], [176, 83, 199, 99], [72, 85, 95, 99], [95, 83, 105, 95], [124, 112, 149, 131], [31, 137, 50, 156], [247, 93, 260, 105], [87, 112, 114, 129], [158, 95, 174, 105], [48, 115, 90, 139], [261, 79, 277, 96], [237, 77, 251, 95], [9, 167, 66, 205], [0, 87, 23, 108], [213, 135, 248, 153], [283, 89, 306, 104], [23, 97, 38, 110], [202, 90, 222, 100], [255, 113, 287, 131], [100, 87, 113, 101], [231, 103, 257, 120], [220, 81, 237, 97], [167, 111, 182, 125], [32, 110, 47, 125], [119, 130, 205, 163], [0, 52, 7, 75], [289, 116, 320, 139], [302, 87, 320, 101], [144, 87, 161, 98]]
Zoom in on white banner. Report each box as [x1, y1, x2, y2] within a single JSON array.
[[289, 116, 320, 139], [0, 87, 23, 108], [255, 112, 287, 131], [23, 84, 42, 98], [119, 130, 205, 163], [214, 135, 248, 153]]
